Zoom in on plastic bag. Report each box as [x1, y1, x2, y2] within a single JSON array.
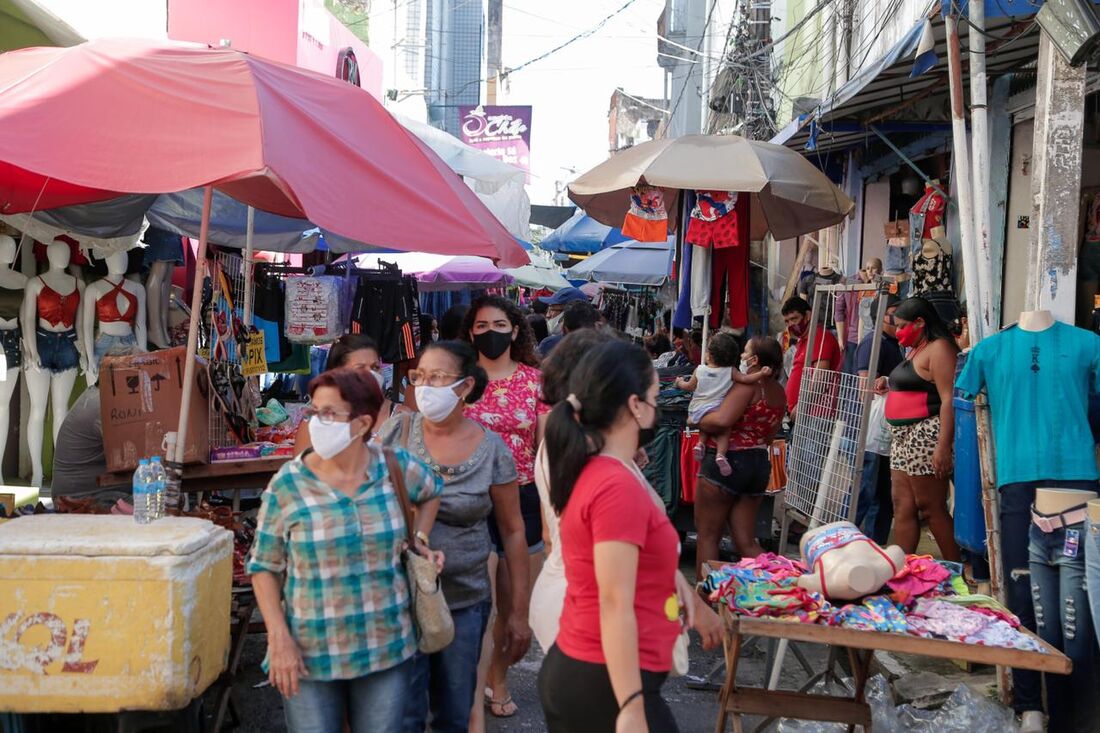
[[775, 675, 1018, 733], [865, 393, 892, 456], [866, 675, 1017, 733]]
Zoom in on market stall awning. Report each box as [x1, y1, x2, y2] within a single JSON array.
[[0, 38, 526, 266], [504, 249, 571, 291], [348, 252, 513, 292], [541, 209, 630, 254], [770, 13, 1041, 156], [566, 238, 674, 287]]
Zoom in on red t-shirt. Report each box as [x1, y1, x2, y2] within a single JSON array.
[[556, 456, 681, 673], [786, 326, 843, 411]]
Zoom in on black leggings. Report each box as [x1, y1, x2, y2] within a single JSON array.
[[538, 644, 679, 733]]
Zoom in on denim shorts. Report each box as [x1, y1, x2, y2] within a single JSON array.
[[36, 328, 80, 373], [93, 331, 138, 365], [0, 327, 21, 370], [142, 226, 184, 266]]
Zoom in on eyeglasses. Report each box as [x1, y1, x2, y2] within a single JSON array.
[[408, 369, 463, 387], [303, 406, 353, 425]]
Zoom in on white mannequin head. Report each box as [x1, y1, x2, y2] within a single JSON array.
[[46, 240, 71, 270], [105, 251, 128, 276], [0, 236, 15, 266]]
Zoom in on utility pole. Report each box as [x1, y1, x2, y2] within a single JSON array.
[[968, 0, 995, 340], [486, 0, 502, 104], [1025, 33, 1086, 322]]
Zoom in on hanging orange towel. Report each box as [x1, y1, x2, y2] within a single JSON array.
[[622, 184, 669, 242]]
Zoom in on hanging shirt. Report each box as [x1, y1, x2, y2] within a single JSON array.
[[909, 184, 946, 240], [955, 322, 1100, 486], [622, 185, 668, 243], [786, 326, 843, 412]]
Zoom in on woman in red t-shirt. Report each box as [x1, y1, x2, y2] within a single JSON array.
[[537, 341, 720, 733]]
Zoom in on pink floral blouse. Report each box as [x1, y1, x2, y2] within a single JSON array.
[[465, 362, 548, 485]]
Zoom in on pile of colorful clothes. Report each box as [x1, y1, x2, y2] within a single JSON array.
[[705, 553, 1047, 652]]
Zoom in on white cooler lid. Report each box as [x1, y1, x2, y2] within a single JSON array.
[[0, 515, 228, 556]]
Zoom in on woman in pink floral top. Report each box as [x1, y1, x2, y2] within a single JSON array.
[[461, 295, 548, 724]]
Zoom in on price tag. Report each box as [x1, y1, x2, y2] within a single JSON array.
[[240, 330, 268, 377]]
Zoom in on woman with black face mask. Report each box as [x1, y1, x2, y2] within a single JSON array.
[[459, 294, 546, 724]]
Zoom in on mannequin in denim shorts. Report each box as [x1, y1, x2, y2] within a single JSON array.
[[22, 240, 85, 487], [81, 250, 146, 386]]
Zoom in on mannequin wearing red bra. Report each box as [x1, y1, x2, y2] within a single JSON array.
[[22, 240, 85, 487], [81, 250, 146, 385]]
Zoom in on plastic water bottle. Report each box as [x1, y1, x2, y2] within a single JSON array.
[[148, 456, 167, 521], [133, 459, 152, 525]]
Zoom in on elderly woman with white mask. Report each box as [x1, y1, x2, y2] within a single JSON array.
[[380, 339, 532, 733]]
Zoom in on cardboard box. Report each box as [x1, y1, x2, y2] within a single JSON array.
[[100, 347, 209, 472], [0, 515, 231, 712]]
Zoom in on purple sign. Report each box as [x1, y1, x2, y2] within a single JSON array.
[[458, 105, 532, 179]]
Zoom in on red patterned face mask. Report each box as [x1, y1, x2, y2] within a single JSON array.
[[895, 321, 924, 348]]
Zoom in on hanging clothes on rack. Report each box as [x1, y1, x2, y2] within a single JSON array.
[[350, 271, 421, 363], [622, 185, 669, 242]]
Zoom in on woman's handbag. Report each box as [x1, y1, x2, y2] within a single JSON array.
[[383, 447, 455, 654]]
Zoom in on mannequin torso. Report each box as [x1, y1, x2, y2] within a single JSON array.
[[1019, 309, 1056, 332], [81, 251, 147, 384]]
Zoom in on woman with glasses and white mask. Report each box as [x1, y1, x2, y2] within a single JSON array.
[[248, 368, 445, 733], [379, 340, 532, 733], [294, 334, 399, 454]]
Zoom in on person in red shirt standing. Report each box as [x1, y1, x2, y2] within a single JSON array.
[[781, 296, 842, 419], [538, 341, 720, 733]]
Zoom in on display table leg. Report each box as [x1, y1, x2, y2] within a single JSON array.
[[210, 592, 257, 731], [715, 628, 744, 733]]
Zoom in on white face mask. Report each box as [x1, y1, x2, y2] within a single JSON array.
[[547, 313, 564, 336], [370, 369, 385, 392], [416, 380, 464, 423], [309, 416, 360, 459]]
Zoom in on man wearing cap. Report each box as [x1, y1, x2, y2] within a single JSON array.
[[537, 287, 591, 356]]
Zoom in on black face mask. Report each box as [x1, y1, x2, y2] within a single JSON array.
[[637, 403, 661, 447], [473, 330, 513, 360]]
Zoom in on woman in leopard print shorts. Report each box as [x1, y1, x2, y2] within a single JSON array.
[[878, 297, 961, 561]]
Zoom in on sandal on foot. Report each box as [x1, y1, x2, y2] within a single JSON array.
[[692, 443, 705, 462], [487, 696, 518, 718], [715, 454, 733, 476]]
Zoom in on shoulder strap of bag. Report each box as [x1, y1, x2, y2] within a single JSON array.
[[400, 410, 411, 449], [383, 446, 416, 547]]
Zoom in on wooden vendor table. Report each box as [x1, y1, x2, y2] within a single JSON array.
[[99, 457, 289, 495], [714, 606, 1071, 733]]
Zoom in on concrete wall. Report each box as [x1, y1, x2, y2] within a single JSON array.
[[860, 180, 890, 268]]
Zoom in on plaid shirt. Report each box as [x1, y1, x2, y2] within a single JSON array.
[[247, 445, 443, 680]]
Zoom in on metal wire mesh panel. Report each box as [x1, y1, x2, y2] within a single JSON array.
[[207, 251, 253, 450], [785, 368, 870, 526]]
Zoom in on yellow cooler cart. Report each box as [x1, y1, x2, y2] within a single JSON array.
[[0, 515, 232, 719]]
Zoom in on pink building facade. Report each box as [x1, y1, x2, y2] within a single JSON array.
[[167, 0, 383, 99]]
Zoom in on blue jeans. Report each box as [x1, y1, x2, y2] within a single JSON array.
[[1089, 517, 1100, 655], [402, 600, 492, 733], [282, 658, 412, 733], [998, 479, 1099, 713], [1029, 521, 1100, 732], [856, 452, 893, 545]]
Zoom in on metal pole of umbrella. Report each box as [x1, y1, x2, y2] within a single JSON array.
[[242, 205, 255, 326], [172, 185, 213, 479]]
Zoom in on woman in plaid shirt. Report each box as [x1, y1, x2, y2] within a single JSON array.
[[248, 368, 445, 733]]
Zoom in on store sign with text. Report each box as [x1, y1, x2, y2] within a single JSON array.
[[458, 105, 532, 180]]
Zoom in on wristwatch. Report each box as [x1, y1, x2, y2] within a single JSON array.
[[414, 530, 430, 547]]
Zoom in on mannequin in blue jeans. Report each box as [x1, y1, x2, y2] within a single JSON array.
[[1028, 487, 1099, 732], [1000, 479, 1099, 722]]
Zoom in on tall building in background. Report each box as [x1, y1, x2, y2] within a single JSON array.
[[372, 0, 486, 134]]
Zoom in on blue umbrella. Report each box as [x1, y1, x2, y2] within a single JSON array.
[[566, 237, 674, 287], [540, 209, 630, 254]]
